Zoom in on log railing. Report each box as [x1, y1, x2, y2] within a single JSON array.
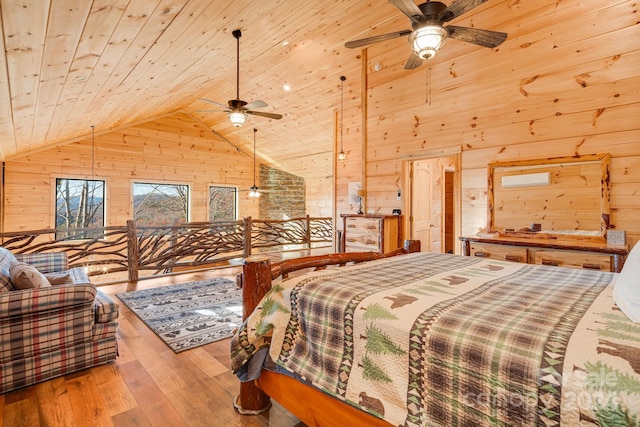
[[0, 216, 332, 283]]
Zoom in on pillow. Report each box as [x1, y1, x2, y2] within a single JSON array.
[[613, 241, 640, 322], [44, 272, 73, 285], [9, 262, 52, 290]]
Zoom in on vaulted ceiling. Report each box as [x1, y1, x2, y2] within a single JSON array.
[[0, 0, 509, 180]]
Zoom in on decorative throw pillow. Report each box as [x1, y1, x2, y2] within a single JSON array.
[[9, 262, 52, 290], [44, 272, 73, 285], [613, 241, 640, 322]]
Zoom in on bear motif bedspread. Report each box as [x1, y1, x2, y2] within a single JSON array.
[[230, 252, 640, 426]]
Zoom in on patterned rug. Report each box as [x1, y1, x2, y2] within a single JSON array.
[[116, 277, 243, 353]]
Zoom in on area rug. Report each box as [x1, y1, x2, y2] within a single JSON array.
[[116, 277, 243, 353]]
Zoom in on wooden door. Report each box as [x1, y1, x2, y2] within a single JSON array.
[[412, 160, 433, 251]]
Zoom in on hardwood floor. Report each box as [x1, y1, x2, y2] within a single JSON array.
[[1, 249, 331, 427]]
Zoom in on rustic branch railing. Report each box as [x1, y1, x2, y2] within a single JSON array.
[[0, 216, 332, 283]]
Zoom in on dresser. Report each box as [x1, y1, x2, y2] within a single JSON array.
[[341, 214, 403, 253], [459, 236, 628, 273]]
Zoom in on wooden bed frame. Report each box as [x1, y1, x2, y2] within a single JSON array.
[[233, 240, 420, 425]]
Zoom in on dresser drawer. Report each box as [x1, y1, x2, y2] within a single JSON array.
[[345, 217, 380, 232], [469, 243, 527, 263], [533, 250, 612, 271]]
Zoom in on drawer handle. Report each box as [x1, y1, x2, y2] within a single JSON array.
[[505, 255, 522, 262], [583, 263, 601, 270], [541, 259, 559, 266], [474, 252, 489, 257], [365, 225, 377, 230]]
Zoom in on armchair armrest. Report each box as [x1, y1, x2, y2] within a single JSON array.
[[0, 283, 96, 318], [14, 252, 69, 274]]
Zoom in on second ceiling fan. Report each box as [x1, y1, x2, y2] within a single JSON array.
[[199, 30, 283, 127], [345, 0, 507, 69]]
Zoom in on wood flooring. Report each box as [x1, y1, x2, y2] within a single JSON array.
[[0, 250, 329, 427]]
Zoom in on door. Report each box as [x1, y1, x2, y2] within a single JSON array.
[[411, 160, 434, 251]]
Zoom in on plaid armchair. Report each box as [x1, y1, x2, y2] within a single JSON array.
[[0, 248, 118, 393]]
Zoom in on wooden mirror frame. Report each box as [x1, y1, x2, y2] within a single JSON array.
[[487, 153, 610, 241]]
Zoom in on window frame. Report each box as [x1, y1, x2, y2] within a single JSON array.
[[207, 184, 239, 221], [52, 175, 107, 240], [131, 180, 192, 226]]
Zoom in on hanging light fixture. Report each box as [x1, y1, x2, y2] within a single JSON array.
[[409, 25, 448, 60], [248, 128, 260, 198], [337, 75, 347, 161]]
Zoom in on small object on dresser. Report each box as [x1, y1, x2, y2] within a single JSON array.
[[607, 230, 626, 247], [392, 209, 401, 215], [531, 223, 541, 232]]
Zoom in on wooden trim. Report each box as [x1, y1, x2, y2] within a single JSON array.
[[333, 108, 339, 251], [400, 144, 462, 160], [361, 48, 368, 213], [256, 369, 392, 427]]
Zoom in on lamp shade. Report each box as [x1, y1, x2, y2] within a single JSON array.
[[248, 185, 260, 198], [229, 111, 247, 127], [410, 25, 448, 59]]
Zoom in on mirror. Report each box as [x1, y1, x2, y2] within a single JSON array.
[[487, 154, 610, 240]]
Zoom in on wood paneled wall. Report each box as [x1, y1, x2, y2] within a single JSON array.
[[336, 0, 640, 249], [2, 113, 258, 231]]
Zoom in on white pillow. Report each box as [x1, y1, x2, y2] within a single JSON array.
[[613, 241, 640, 322]]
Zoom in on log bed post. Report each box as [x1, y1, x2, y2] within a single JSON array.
[[234, 255, 273, 414]]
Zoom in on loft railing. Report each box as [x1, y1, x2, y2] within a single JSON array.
[[0, 216, 332, 283]]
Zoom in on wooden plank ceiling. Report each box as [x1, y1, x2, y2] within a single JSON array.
[[0, 0, 511, 180]]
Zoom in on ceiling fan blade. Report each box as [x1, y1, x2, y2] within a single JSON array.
[[404, 52, 423, 70], [195, 109, 230, 113], [247, 110, 283, 120], [345, 30, 412, 49], [244, 100, 269, 110], [438, 0, 488, 23], [199, 98, 229, 109], [446, 26, 508, 48], [389, 0, 425, 24]]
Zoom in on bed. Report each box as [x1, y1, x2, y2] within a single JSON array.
[[230, 242, 640, 426]]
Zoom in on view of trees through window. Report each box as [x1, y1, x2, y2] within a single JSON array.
[[133, 182, 189, 226], [55, 178, 105, 239], [209, 186, 237, 220]]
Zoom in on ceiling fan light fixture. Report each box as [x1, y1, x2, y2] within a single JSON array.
[[229, 111, 247, 127], [410, 25, 448, 59]]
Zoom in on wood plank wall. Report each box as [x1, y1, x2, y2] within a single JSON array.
[[2, 113, 258, 231], [336, 0, 640, 249], [1, 0, 637, 250]]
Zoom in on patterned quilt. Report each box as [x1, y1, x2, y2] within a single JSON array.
[[230, 252, 640, 426]]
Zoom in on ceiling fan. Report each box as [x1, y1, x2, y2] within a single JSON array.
[[345, 0, 507, 69], [199, 30, 283, 127]]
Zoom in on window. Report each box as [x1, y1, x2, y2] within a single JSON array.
[[133, 182, 190, 226], [209, 185, 237, 220], [55, 178, 105, 239]]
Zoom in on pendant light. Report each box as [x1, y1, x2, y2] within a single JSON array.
[[248, 128, 260, 198], [337, 75, 347, 161]]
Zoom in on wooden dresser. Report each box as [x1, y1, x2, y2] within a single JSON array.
[[459, 236, 628, 273], [341, 214, 403, 253]]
